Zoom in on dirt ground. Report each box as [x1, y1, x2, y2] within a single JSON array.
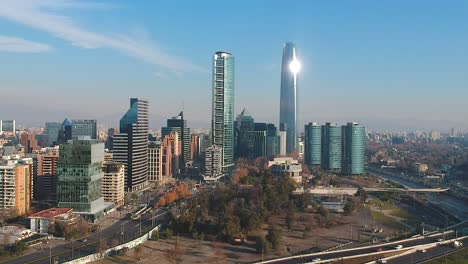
[[93, 204, 407, 264]]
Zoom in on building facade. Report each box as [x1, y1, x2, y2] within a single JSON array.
[[203, 145, 223, 181], [279, 42, 299, 154], [148, 141, 163, 182], [304, 122, 322, 166], [0, 160, 32, 216], [102, 162, 125, 207], [161, 112, 191, 172], [341, 122, 366, 175], [44, 122, 61, 147], [20, 132, 38, 154], [321, 123, 342, 172], [113, 98, 149, 192], [211, 51, 235, 175], [268, 157, 302, 183], [0, 120, 16, 133], [57, 140, 110, 222], [71, 119, 97, 140]]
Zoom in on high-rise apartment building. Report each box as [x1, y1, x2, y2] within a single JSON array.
[[0, 120, 16, 133], [280, 42, 300, 154], [211, 51, 235, 175], [163, 131, 181, 176], [161, 112, 191, 172], [203, 145, 223, 181], [190, 135, 199, 161], [321, 123, 342, 172], [57, 139, 110, 222], [71, 119, 97, 140], [148, 141, 163, 182], [304, 122, 322, 166], [113, 98, 149, 193], [342, 122, 366, 175], [0, 160, 32, 216], [102, 162, 125, 207], [277, 131, 287, 156], [35, 152, 59, 205]]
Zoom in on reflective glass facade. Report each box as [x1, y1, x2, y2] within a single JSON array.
[[57, 140, 108, 220], [304, 122, 322, 166], [280, 42, 298, 153], [321, 123, 342, 172], [211, 51, 234, 174], [342, 123, 366, 175], [71, 119, 97, 140], [113, 98, 149, 192]]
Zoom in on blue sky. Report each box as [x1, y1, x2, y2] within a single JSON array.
[[0, 0, 467, 131]]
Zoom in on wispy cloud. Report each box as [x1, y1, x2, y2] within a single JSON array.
[[0, 35, 53, 53], [0, 0, 205, 72]]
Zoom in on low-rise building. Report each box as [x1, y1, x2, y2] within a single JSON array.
[[29, 208, 77, 234], [268, 157, 302, 183], [102, 162, 125, 207]]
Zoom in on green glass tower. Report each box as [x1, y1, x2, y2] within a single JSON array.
[[57, 139, 110, 222], [162, 111, 191, 173], [342, 122, 366, 175], [304, 122, 321, 166], [321, 123, 342, 172], [211, 51, 234, 175]]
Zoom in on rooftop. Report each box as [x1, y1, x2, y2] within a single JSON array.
[[29, 208, 72, 219]]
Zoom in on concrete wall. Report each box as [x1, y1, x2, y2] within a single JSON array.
[[63, 224, 161, 264]]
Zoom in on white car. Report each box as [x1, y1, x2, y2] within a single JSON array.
[[417, 249, 427, 253], [394, 244, 403, 250], [312, 258, 321, 262], [376, 259, 387, 264]]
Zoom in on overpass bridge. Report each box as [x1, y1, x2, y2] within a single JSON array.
[[294, 187, 449, 196]]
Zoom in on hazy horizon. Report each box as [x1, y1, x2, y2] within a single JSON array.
[[1, 1, 467, 132]]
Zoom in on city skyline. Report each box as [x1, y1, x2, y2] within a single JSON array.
[[1, 1, 468, 131]]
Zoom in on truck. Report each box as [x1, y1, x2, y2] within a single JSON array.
[[453, 241, 463, 248]]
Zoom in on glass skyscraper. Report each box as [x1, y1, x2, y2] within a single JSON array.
[[161, 111, 191, 173], [211, 51, 234, 175], [342, 122, 366, 175], [113, 98, 149, 192], [321, 123, 342, 172], [304, 122, 322, 166], [71, 119, 97, 140], [57, 139, 110, 222], [280, 42, 300, 154]]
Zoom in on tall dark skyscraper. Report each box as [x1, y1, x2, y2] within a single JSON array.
[[211, 51, 234, 175], [280, 42, 300, 154], [162, 111, 191, 173], [113, 98, 149, 192]]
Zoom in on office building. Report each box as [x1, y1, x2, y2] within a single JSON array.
[[342, 122, 366, 175], [56, 118, 72, 145], [0, 120, 16, 133], [113, 98, 149, 192], [44, 122, 61, 146], [304, 122, 322, 166], [71, 119, 97, 140], [247, 130, 267, 159], [105, 128, 115, 150], [102, 162, 125, 207], [160, 138, 172, 181], [234, 108, 255, 159], [211, 51, 235, 175], [277, 131, 287, 156], [57, 139, 111, 222], [279, 42, 300, 153], [321, 123, 342, 172], [203, 145, 223, 182], [148, 141, 163, 182], [161, 112, 191, 172]]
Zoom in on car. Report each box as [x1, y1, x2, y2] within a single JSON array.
[[394, 245, 403, 250], [376, 259, 387, 264], [312, 258, 321, 262], [80, 239, 88, 243], [417, 249, 427, 253], [436, 238, 444, 242]]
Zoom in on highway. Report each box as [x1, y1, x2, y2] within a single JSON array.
[[261, 232, 458, 264], [387, 236, 468, 264], [0, 188, 206, 264], [1, 207, 168, 264]]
